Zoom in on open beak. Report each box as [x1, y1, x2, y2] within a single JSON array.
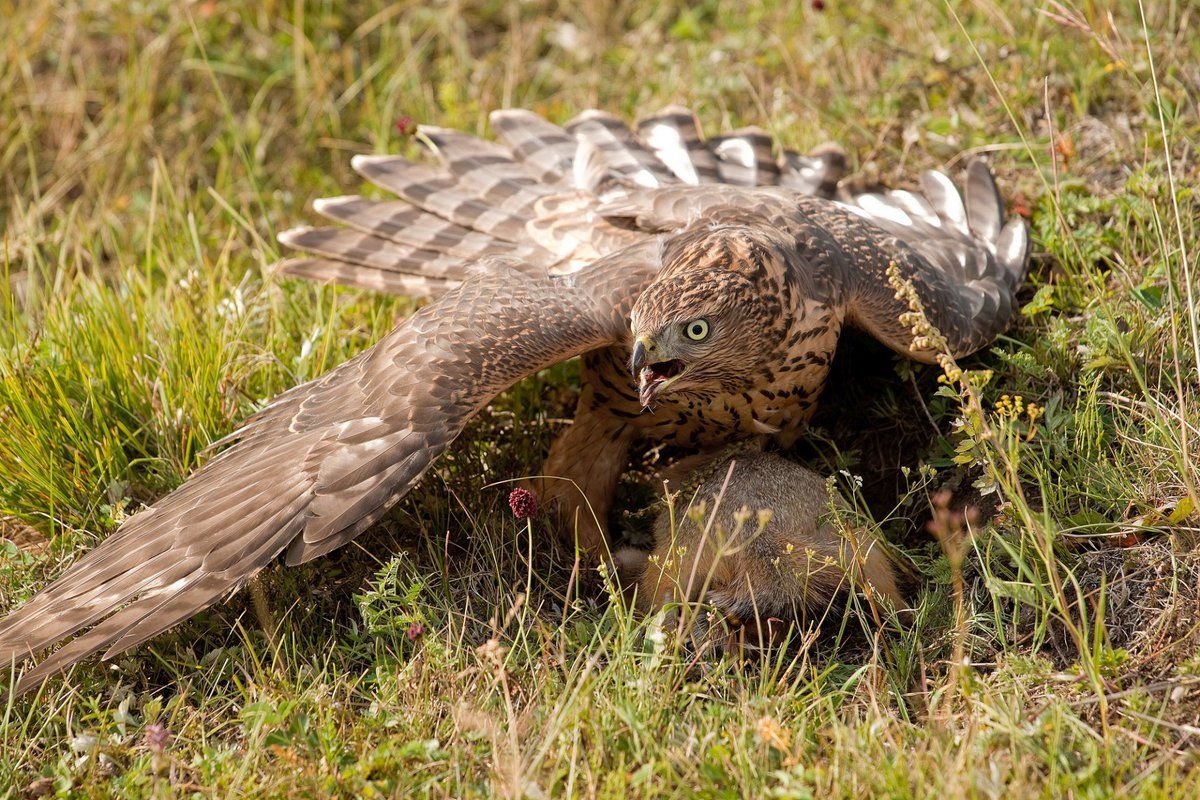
[[630, 335, 685, 408]]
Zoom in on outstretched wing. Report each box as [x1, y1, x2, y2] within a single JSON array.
[[276, 106, 847, 293], [595, 161, 1029, 360], [812, 160, 1029, 359], [0, 246, 657, 693]]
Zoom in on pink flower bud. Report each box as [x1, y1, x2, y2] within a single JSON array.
[[143, 723, 170, 754], [394, 115, 416, 136]]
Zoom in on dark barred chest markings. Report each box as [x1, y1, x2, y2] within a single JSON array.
[[635, 371, 828, 449]]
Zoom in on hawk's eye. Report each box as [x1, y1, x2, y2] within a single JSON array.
[[684, 319, 710, 341]]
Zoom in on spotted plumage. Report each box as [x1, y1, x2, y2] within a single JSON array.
[[0, 106, 1028, 693]]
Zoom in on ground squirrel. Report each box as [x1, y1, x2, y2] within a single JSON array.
[[617, 445, 906, 645]]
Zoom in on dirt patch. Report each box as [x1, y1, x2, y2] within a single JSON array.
[[1, 517, 49, 555]]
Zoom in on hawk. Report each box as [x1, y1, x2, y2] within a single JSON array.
[[0, 107, 1028, 692]]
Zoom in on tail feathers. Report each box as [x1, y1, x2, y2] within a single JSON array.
[[489, 108, 577, 185], [312, 195, 481, 252], [277, 107, 856, 297], [708, 128, 780, 187], [278, 226, 495, 282], [635, 108, 845, 198], [526, 209, 643, 268], [418, 126, 560, 213], [310, 196, 557, 269], [636, 106, 722, 184], [419, 125, 548, 187], [565, 110, 681, 189], [780, 144, 846, 198], [278, 193, 561, 294], [595, 184, 752, 232], [570, 139, 619, 197]]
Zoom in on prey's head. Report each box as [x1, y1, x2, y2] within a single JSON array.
[[628, 224, 788, 408]]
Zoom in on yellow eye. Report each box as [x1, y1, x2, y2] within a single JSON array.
[[684, 319, 709, 341]]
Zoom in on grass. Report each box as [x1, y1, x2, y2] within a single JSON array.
[[1, 0, 1198, 796]]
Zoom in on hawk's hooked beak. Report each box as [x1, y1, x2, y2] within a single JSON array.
[[630, 336, 652, 376], [630, 334, 685, 408]]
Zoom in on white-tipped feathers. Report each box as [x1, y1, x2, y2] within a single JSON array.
[[835, 160, 1029, 350], [276, 106, 850, 294]]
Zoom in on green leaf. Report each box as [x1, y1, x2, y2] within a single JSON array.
[[1168, 497, 1195, 525]]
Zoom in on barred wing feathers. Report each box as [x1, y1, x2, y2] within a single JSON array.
[[594, 161, 1029, 359], [276, 106, 847, 293], [828, 160, 1029, 358], [0, 249, 656, 693]]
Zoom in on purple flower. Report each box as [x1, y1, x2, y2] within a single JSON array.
[[143, 723, 170, 755], [508, 488, 538, 520]]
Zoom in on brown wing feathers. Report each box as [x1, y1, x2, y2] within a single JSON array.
[[826, 160, 1029, 358], [1, 253, 655, 692], [276, 106, 848, 295]]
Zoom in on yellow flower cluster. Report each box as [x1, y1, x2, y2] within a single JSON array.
[[994, 394, 1044, 440], [994, 394, 1044, 425], [885, 262, 960, 383]]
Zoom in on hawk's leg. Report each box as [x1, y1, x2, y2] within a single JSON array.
[[537, 347, 640, 557]]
